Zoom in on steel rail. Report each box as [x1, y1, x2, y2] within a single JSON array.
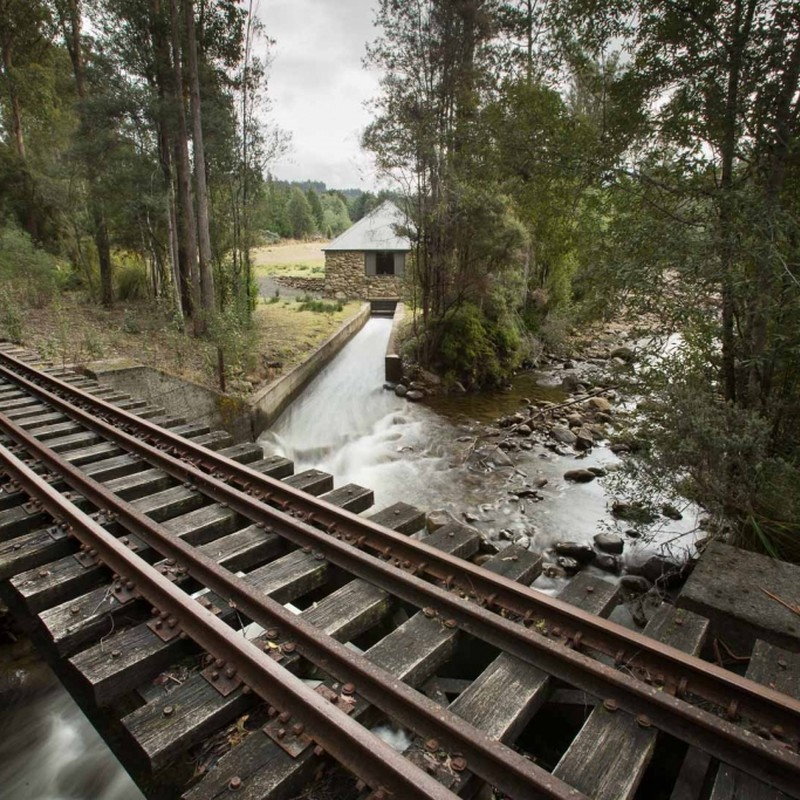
[[1, 355, 800, 796], [1, 399, 800, 795], [0, 442, 458, 800], [1, 352, 799, 738], [0, 419, 587, 800]]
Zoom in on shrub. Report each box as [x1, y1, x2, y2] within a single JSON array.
[[430, 302, 523, 389], [207, 306, 259, 387], [121, 310, 142, 334], [0, 290, 24, 343], [616, 358, 800, 562], [296, 297, 342, 314], [0, 221, 59, 307], [115, 255, 149, 301]]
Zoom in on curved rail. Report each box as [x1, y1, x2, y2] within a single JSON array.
[[0, 350, 799, 797]]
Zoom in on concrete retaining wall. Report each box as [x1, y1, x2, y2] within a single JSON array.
[[250, 302, 371, 436], [85, 361, 252, 443], [385, 302, 406, 383], [85, 303, 371, 444]]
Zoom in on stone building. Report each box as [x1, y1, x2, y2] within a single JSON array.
[[323, 201, 411, 300]]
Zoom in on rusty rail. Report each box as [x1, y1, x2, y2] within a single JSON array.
[[0, 417, 584, 800], [1, 351, 800, 796]]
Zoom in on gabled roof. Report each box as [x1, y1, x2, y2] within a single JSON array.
[[323, 200, 411, 252]]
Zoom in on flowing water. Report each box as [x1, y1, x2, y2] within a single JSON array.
[[0, 661, 144, 800], [259, 317, 700, 590]]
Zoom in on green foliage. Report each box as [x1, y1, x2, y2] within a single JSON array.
[[286, 187, 315, 239], [295, 297, 343, 314], [207, 306, 259, 387], [427, 302, 523, 389], [121, 309, 142, 334], [320, 193, 351, 237], [616, 357, 800, 561], [0, 221, 59, 307], [305, 188, 324, 228], [115, 254, 149, 301], [0, 290, 24, 343]]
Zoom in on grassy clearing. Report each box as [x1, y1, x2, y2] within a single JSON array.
[[13, 292, 361, 395], [251, 241, 327, 278], [252, 299, 359, 372]]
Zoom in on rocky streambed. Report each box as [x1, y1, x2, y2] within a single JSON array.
[[385, 335, 701, 617]]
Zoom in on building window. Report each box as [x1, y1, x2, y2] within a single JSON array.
[[376, 251, 395, 275]]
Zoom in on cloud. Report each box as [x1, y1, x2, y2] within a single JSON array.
[[257, 0, 382, 189]]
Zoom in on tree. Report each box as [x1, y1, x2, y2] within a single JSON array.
[[320, 192, 351, 236], [561, 0, 800, 555], [365, 1, 507, 367], [305, 187, 323, 230], [52, 0, 115, 306], [286, 186, 314, 239], [183, 0, 215, 324]]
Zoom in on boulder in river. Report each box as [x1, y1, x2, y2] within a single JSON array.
[[594, 554, 621, 574], [620, 575, 653, 593], [639, 555, 689, 588], [587, 396, 612, 413], [406, 389, 425, 401], [394, 383, 408, 398], [489, 447, 514, 468], [610, 345, 635, 362], [661, 503, 683, 520], [556, 556, 581, 574], [563, 469, 596, 483], [551, 426, 577, 445], [574, 427, 595, 450], [611, 500, 656, 523], [555, 541, 596, 564], [593, 532, 624, 554]]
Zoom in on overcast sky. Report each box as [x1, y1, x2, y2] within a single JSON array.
[[256, 0, 382, 190]]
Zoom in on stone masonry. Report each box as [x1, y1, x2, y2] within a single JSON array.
[[324, 250, 405, 300]]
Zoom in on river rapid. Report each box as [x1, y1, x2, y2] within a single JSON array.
[[259, 317, 700, 593]]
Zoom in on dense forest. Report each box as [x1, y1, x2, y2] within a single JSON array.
[[0, 0, 385, 325], [364, 0, 800, 557], [0, 0, 798, 556]]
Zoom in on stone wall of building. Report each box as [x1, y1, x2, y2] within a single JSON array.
[[324, 250, 405, 299]]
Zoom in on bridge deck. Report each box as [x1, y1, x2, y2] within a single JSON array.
[[0, 341, 798, 800]]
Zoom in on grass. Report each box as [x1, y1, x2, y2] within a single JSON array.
[[14, 291, 361, 394], [251, 241, 327, 278], [252, 300, 359, 371]]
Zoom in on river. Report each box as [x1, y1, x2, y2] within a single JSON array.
[[259, 317, 699, 587]]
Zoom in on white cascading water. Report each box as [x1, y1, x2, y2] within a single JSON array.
[[259, 318, 462, 512], [0, 667, 144, 800]]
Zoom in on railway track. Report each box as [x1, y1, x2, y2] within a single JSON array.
[[0, 342, 798, 800]]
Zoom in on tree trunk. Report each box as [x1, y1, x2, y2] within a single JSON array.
[[183, 0, 214, 323], [58, 0, 113, 306], [169, 0, 201, 334], [149, 0, 184, 324], [747, 18, 800, 409], [718, 0, 756, 404], [0, 42, 25, 160]]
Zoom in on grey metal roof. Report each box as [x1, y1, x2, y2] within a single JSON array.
[[323, 200, 411, 252]]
